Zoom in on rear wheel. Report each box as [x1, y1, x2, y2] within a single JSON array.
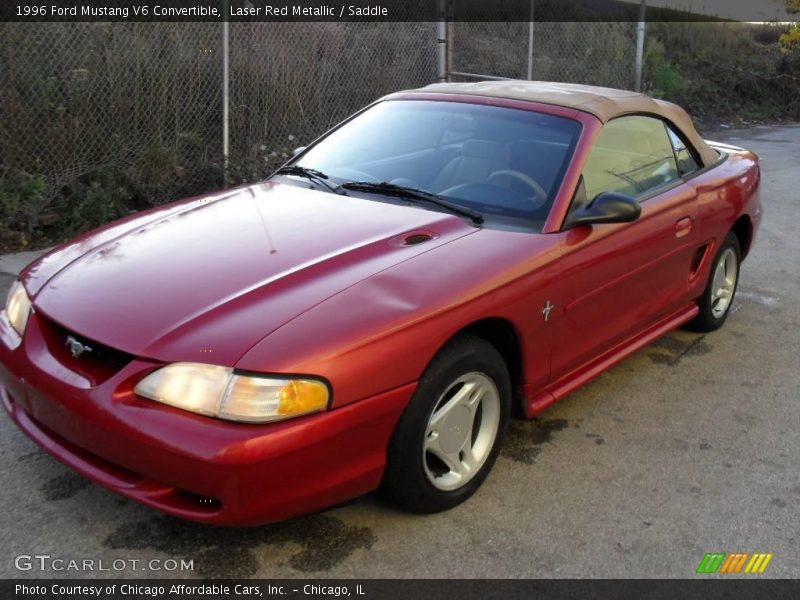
[[382, 335, 511, 513], [687, 232, 741, 332]]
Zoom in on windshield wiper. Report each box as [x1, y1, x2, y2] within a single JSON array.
[[275, 165, 347, 195], [340, 181, 484, 225]]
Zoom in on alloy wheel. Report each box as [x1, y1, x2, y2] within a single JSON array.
[[422, 372, 501, 491], [710, 247, 738, 319]]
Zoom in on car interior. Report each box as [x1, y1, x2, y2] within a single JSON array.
[[293, 100, 582, 226]]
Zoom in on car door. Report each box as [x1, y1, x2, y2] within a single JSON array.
[[550, 115, 702, 379]]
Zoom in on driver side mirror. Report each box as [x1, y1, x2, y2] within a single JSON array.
[[292, 146, 307, 157], [565, 191, 641, 229]]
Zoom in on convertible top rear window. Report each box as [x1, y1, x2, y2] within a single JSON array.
[[292, 100, 582, 231]]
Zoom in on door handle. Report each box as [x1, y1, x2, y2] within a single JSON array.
[[675, 217, 693, 238]]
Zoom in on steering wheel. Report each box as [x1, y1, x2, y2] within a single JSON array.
[[488, 170, 548, 208]]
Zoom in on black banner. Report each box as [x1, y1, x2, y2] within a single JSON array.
[[4, 579, 800, 600], [0, 0, 799, 23]]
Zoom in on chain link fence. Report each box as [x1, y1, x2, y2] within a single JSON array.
[[0, 21, 228, 243], [0, 21, 438, 237], [449, 22, 638, 88], [228, 22, 438, 184], [5, 16, 781, 249], [1, 22, 226, 202]]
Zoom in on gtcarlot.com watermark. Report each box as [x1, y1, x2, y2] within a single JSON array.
[[14, 554, 194, 572]]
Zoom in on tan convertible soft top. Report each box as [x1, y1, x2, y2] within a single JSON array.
[[407, 81, 719, 166]]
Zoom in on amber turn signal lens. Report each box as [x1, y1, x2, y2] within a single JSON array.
[[279, 380, 329, 416]]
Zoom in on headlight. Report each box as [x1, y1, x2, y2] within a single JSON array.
[[134, 362, 329, 423], [5, 281, 32, 337]]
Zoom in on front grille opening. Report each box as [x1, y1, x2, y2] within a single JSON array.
[[61, 329, 135, 369], [35, 313, 136, 384]]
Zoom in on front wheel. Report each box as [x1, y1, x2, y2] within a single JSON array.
[[382, 335, 511, 513], [687, 232, 741, 332]]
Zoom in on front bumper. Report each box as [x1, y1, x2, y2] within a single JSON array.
[[0, 310, 413, 526]]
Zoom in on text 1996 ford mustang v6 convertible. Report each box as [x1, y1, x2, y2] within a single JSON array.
[[0, 82, 760, 525]]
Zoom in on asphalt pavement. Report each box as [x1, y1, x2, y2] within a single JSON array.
[[1, 124, 798, 579]]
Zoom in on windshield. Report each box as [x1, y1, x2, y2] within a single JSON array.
[[287, 99, 582, 231]]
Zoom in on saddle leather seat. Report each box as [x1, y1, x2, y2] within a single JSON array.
[[431, 139, 510, 193]]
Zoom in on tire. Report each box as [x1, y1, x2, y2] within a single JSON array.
[[687, 232, 741, 332], [382, 334, 511, 513]]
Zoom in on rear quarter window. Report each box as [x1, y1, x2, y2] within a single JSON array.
[[582, 115, 681, 201], [666, 125, 701, 177]]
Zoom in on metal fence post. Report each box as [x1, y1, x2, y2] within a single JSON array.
[[635, 0, 646, 92], [446, 20, 454, 81], [222, 2, 230, 187], [437, 0, 447, 82], [527, 0, 535, 80]]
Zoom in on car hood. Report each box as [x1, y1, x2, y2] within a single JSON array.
[[28, 182, 477, 365]]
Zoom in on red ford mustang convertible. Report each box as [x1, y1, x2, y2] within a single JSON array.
[[1, 82, 761, 526]]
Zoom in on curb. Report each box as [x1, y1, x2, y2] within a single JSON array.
[[0, 249, 50, 277]]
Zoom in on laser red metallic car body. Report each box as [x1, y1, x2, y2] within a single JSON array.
[[0, 82, 761, 525]]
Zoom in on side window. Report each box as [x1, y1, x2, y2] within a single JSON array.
[[582, 116, 680, 201], [666, 125, 700, 176]]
